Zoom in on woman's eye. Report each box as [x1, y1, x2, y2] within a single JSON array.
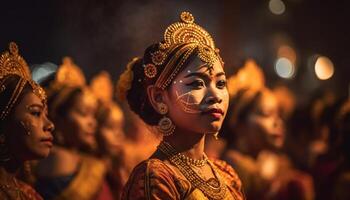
[[217, 80, 227, 89], [31, 111, 41, 117], [187, 80, 205, 88]]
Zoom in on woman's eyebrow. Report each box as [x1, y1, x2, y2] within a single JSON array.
[[27, 104, 44, 110], [184, 71, 226, 78]]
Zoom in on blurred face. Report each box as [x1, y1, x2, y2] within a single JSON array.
[[6, 91, 54, 161], [246, 90, 285, 150], [165, 56, 229, 136], [62, 89, 97, 150], [98, 104, 124, 155]]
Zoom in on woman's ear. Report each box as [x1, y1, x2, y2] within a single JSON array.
[[147, 85, 168, 114]]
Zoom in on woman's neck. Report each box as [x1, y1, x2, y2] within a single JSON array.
[[164, 128, 206, 160]]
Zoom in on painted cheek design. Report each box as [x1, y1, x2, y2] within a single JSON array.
[[175, 90, 202, 114], [20, 120, 34, 136]]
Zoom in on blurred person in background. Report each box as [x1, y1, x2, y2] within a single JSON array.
[[91, 71, 126, 199], [332, 99, 350, 200], [221, 59, 314, 200], [34, 58, 111, 200]]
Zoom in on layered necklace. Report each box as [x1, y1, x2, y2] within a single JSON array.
[[157, 141, 227, 200]]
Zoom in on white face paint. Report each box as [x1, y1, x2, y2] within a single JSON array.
[[175, 90, 201, 114], [164, 57, 229, 135]]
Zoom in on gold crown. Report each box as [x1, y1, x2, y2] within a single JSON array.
[[90, 71, 113, 104], [53, 57, 86, 89], [227, 59, 265, 97], [0, 42, 31, 80], [149, 11, 222, 89], [0, 42, 46, 120]]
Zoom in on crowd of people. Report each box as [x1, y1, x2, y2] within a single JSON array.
[[0, 11, 349, 200]]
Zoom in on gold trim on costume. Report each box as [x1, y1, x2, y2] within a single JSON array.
[[54, 155, 107, 200]]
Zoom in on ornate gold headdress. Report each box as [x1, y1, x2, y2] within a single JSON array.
[[0, 42, 46, 120], [227, 59, 265, 98], [150, 11, 223, 90], [47, 57, 95, 118], [90, 71, 113, 104]]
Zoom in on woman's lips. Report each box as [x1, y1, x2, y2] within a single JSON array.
[[41, 137, 53, 147], [202, 108, 224, 119]]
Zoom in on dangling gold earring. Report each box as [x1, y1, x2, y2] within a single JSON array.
[[157, 103, 175, 136]]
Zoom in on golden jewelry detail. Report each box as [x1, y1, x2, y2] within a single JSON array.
[[145, 11, 223, 90], [177, 152, 208, 167], [157, 141, 227, 199], [157, 102, 168, 115], [0, 42, 47, 120], [157, 116, 175, 136], [144, 63, 157, 79]]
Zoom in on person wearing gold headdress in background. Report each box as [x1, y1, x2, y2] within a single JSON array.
[[221, 60, 314, 200], [118, 11, 244, 200], [0, 42, 54, 199], [34, 58, 108, 200], [91, 71, 126, 199]]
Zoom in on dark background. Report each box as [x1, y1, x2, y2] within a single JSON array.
[[1, 0, 349, 104]]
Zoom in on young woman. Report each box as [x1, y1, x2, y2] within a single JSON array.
[[0, 42, 54, 199], [35, 57, 110, 200], [91, 71, 126, 199], [118, 12, 244, 200], [221, 60, 314, 200]]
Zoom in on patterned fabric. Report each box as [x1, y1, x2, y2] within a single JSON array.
[[122, 158, 245, 200], [0, 178, 43, 200]]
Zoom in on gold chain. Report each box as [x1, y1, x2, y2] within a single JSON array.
[[157, 141, 227, 199]]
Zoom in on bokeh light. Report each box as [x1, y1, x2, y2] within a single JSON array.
[[269, 0, 286, 15], [275, 57, 295, 79], [314, 56, 334, 80]]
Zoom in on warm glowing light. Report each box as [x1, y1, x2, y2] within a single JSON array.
[[269, 0, 286, 15], [278, 45, 296, 64], [275, 57, 295, 79], [314, 56, 334, 80]]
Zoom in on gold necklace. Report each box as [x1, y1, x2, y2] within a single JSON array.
[[157, 141, 227, 200], [177, 152, 208, 167]]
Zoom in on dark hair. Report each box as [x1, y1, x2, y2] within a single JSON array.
[[125, 43, 200, 126]]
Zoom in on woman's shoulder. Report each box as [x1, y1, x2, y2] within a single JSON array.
[[127, 158, 175, 183], [211, 158, 243, 190], [122, 158, 181, 200]]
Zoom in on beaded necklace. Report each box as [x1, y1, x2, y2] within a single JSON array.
[[157, 141, 227, 199]]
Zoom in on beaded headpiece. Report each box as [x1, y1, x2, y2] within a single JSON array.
[[143, 11, 223, 90], [0, 42, 46, 121]]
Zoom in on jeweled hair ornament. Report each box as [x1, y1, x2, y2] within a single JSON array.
[[0, 42, 46, 120]]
